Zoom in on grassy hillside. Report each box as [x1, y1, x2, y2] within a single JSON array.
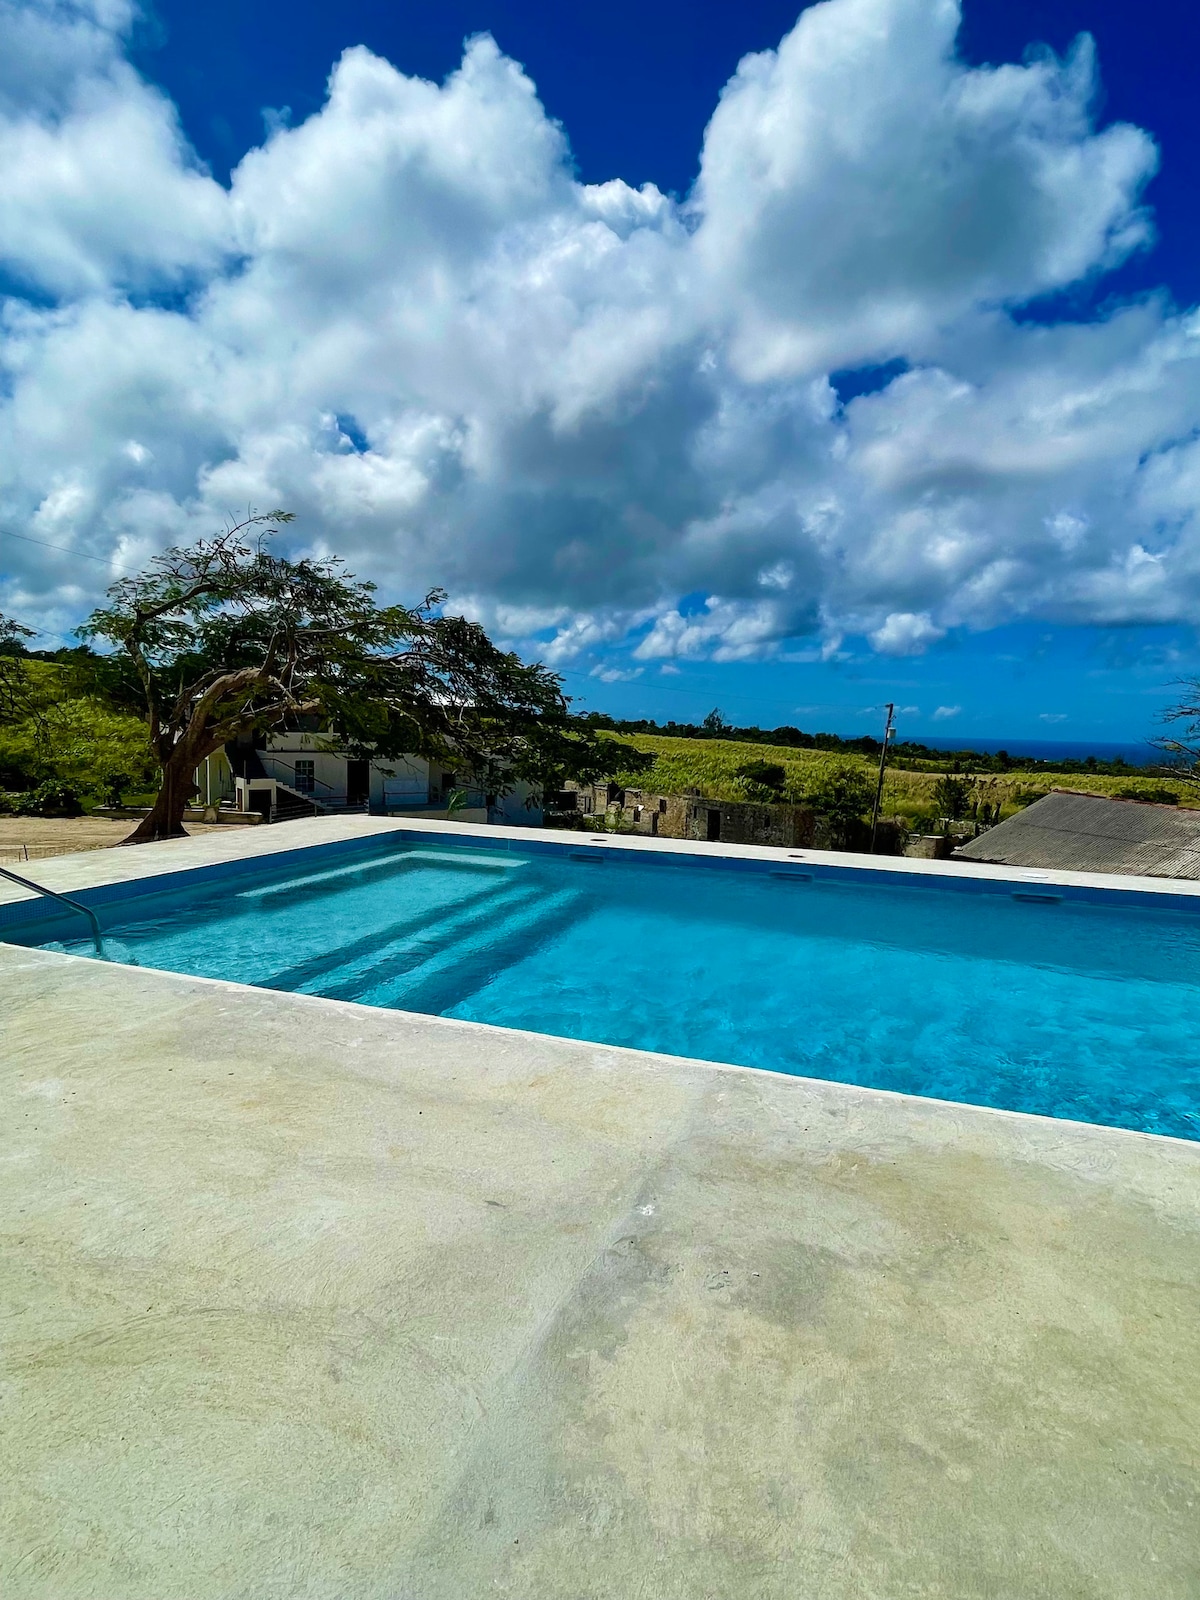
[[0, 659, 156, 807], [606, 732, 1195, 830]]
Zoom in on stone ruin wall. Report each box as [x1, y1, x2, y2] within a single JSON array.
[[563, 783, 815, 849]]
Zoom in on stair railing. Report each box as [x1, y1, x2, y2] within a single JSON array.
[[0, 865, 106, 958], [257, 755, 342, 799], [257, 756, 374, 814]]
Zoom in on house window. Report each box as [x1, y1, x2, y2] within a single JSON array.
[[294, 759, 315, 794], [633, 806, 642, 822], [658, 798, 667, 813]]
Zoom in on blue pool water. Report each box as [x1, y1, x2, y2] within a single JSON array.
[[21, 838, 1200, 1140]]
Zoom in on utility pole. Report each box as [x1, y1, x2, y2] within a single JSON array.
[[869, 702, 896, 852]]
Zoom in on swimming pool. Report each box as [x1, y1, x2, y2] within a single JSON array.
[[11, 833, 1200, 1140]]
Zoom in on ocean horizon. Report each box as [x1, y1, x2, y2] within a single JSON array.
[[899, 734, 1165, 767]]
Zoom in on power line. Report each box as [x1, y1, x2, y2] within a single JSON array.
[[0, 529, 128, 646], [0, 526, 125, 568], [3, 613, 78, 645]]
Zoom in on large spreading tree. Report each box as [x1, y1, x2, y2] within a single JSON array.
[[1155, 683, 1200, 784], [80, 513, 647, 844]]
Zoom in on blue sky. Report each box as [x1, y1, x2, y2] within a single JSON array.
[[135, 0, 1200, 309], [2, 0, 1199, 743]]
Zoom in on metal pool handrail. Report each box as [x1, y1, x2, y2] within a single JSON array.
[[0, 864, 106, 959]]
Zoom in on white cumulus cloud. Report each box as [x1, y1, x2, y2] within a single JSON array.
[[869, 611, 946, 656], [691, 0, 1155, 380], [1, 0, 1198, 681]]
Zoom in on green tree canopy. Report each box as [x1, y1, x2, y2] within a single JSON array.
[[80, 513, 648, 843], [932, 775, 972, 823], [0, 613, 35, 725], [802, 761, 875, 848], [735, 759, 787, 800]]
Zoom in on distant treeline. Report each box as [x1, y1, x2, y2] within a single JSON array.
[[581, 711, 1151, 776]]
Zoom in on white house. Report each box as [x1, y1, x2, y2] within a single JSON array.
[[195, 729, 539, 825]]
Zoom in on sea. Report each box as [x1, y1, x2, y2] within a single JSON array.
[[907, 735, 1162, 767]]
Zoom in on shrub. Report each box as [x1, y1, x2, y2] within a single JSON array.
[[803, 762, 875, 848], [15, 780, 83, 817], [932, 776, 972, 822], [735, 760, 786, 789], [871, 818, 910, 855], [101, 774, 132, 808], [735, 759, 787, 801], [1116, 786, 1180, 805]]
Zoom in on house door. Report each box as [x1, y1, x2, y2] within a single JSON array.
[[346, 759, 370, 805], [706, 809, 722, 842]]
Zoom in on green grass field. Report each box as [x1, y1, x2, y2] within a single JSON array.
[[605, 732, 1195, 829]]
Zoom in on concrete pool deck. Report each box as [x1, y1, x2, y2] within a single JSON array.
[[2, 821, 1200, 1596]]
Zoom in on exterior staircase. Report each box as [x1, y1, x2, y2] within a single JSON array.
[[225, 742, 369, 822], [271, 783, 323, 822], [269, 780, 369, 820]]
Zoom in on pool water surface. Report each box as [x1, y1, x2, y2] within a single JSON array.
[[22, 838, 1200, 1141]]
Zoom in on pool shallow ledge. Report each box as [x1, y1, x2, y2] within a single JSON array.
[[2, 818, 1200, 1597]]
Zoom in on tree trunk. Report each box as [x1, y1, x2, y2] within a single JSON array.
[[122, 749, 196, 844]]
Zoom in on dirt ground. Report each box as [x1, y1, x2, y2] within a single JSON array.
[[0, 816, 244, 861]]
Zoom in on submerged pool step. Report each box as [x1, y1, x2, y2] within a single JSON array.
[[275, 881, 547, 1002], [239, 847, 525, 904], [261, 879, 538, 997], [349, 885, 585, 1015]]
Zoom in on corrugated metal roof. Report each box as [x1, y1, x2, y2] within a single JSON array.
[[953, 790, 1200, 879]]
